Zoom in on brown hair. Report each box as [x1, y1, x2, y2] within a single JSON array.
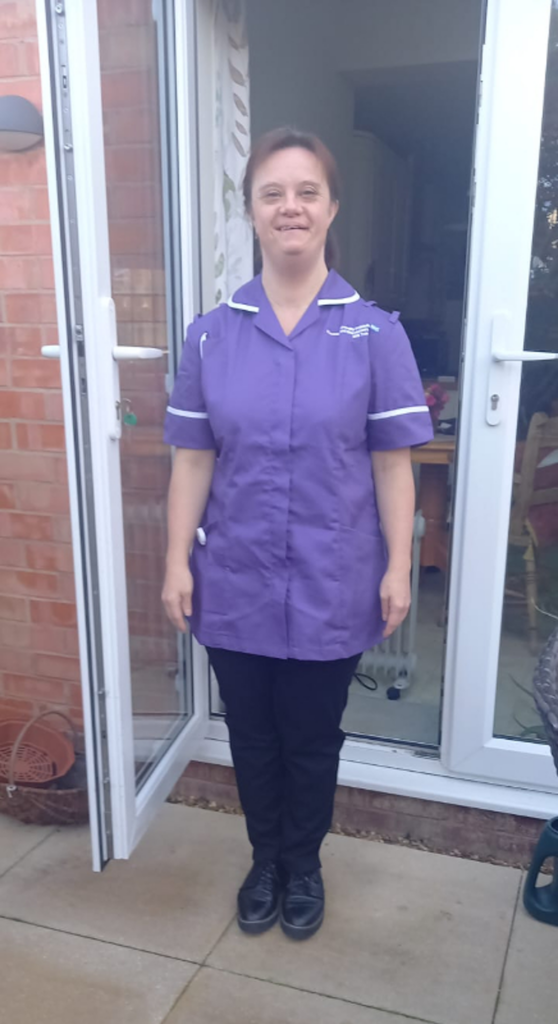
[[243, 127, 341, 269]]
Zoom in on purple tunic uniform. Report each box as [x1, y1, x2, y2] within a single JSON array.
[[164, 270, 433, 660]]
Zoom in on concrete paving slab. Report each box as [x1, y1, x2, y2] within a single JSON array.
[[0, 814, 54, 876], [209, 830, 521, 1024], [0, 804, 249, 962], [495, 900, 558, 1024], [166, 966, 437, 1024], [0, 916, 197, 1024]]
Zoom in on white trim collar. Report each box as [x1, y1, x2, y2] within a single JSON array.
[[227, 297, 260, 313], [318, 291, 360, 306]]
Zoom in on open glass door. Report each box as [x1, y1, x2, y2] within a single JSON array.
[[443, 0, 558, 793], [37, 0, 208, 868]]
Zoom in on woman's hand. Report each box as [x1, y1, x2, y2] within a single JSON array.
[[379, 567, 411, 638], [162, 562, 193, 633]]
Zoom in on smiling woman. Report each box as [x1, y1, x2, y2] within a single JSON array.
[[244, 127, 342, 277], [162, 126, 432, 939]]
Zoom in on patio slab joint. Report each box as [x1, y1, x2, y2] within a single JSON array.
[[199, 962, 444, 1024]]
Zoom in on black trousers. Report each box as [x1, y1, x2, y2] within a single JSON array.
[[207, 647, 360, 875]]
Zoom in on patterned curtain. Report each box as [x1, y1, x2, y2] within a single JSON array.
[[213, 0, 254, 304]]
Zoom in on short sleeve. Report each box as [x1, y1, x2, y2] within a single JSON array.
[[367, 318, 434, 451], [163, 320, 217, 449]]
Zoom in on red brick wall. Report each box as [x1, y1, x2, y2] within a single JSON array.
[[172, 762, 543, 869], [0, 1, 81, 729], [0, 0, 179, 739]]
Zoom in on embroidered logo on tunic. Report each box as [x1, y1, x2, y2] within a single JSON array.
[[326, 323, 380, 338]]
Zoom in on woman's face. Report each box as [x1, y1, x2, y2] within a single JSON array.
[[249, 147, 339, 271]]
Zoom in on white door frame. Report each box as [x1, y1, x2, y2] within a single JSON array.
[[441, 0, 558, 791], [196, 0, 558, 807], [36, 0, 108, 871], [37, 0, 210, 867], [38, 0, 558, 862]]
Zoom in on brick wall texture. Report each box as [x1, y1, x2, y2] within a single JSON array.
[[0, 0, 80, 728], [0, 0, 177, 733], [172, 761, 543, 870]]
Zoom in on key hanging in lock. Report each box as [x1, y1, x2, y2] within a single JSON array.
[[117, 398, 137, 427]]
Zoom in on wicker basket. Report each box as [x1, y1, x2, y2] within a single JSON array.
[[0, 711, 89, 826], [0, 717, 75, 787]]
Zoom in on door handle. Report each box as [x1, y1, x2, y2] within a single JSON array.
[[487, 312, 558, 426], [40, 344, 163, 360], [41, 302, 167, 441], [112, 346, 166, 361], [493, 350, 558, 363], [41, 344, 165, 361]]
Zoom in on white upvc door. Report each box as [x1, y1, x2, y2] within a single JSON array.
[[442, 0, 558, 792], [37, 0, 209, 869]]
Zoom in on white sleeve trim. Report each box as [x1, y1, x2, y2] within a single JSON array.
[[368, 405, 429, 421], [167, 406, 209, 419]]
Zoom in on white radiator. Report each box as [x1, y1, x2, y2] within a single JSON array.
[[357, 510, 425, 699]]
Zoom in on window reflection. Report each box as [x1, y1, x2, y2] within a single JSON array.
[[494, 4, 558, 741]]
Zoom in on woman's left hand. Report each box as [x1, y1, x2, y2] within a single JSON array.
[[379, 567, 411, 638]]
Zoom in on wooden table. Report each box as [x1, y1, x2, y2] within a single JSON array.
[[411, 437, 456, 570]]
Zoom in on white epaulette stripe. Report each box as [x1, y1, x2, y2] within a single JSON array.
[[167, 407, 209, 419], [368, 406, 429, 421], [199, 331, 208, 359]]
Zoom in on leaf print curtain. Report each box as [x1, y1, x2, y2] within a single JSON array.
[[213, 0, 253, 304]]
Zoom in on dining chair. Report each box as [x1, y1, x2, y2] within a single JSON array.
[[506, 412, 558, 653]]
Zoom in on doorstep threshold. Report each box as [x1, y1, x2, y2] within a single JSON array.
[[196, 735, 558, 822]]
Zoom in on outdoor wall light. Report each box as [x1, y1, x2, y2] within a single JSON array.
[[0, 95, 43, 152]]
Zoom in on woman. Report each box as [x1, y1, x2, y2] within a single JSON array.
[[162, 128, 433, 941]]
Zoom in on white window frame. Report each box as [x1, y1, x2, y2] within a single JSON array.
[[191, 0, 558, 820], [37, 0, 211, 868], [441, 0, 558, 793]]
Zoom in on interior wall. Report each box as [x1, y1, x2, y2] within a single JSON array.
[[246, 0, 481, 373], [327, 0, 482, 71], [246, 0, 481, 297], [245, 0, 354, 268], [346, 132, 413, 309]]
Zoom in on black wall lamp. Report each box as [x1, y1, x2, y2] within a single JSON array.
[[0, 95, 44, 152]]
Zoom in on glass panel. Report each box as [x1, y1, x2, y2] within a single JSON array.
[[97, 0, 192, 785], [494, 3, 558, 743], [210, 0, 484, 747]]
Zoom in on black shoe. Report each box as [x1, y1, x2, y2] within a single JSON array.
[[237, 861, 282, 935], [280, 869, 325, 940]]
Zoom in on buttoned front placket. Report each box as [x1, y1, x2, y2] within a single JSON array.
[[251, 297, 297, 656], [247, 279, 359, 657]]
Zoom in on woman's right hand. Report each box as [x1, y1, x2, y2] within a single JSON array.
[[162, 562, 193, 633]]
